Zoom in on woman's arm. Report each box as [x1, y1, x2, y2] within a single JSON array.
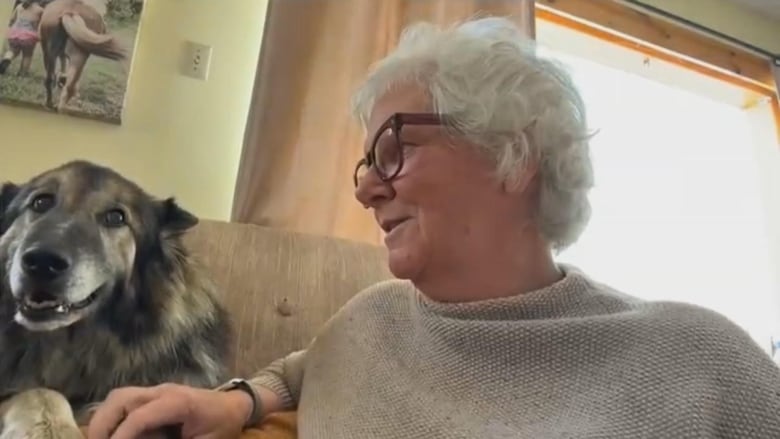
[[86, 347, 311, 437], [251, 349, 308, 411]]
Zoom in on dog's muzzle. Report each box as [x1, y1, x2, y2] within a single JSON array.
[[14, 247, 100, 317]]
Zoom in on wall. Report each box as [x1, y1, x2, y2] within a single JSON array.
[[0, 0, 775, 223], [0, 0, 269, 221]]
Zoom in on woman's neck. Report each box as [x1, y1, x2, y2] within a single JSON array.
[[417, 229, 563, 303]]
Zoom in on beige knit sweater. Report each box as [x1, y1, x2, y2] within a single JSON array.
[[250, 265, 780, 438]]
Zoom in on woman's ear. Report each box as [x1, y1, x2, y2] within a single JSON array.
[[503, 161, 539, 195], [502, 123, 540, 195]]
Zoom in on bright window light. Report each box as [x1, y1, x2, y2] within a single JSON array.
[[537, 26, 780, 353]]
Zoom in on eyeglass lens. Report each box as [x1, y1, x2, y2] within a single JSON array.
[[354, 125, 401, 185]]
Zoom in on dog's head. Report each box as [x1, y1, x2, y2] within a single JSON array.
[[0, 160, 197, 332]]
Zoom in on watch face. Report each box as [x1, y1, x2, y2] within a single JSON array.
[[230, 379, 248, 390], [217, 379, 242, 391]]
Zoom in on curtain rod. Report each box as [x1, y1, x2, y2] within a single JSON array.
[[617, 0, 779, 64]]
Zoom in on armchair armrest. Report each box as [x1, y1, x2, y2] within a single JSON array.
[[78, 411, 298, 439]]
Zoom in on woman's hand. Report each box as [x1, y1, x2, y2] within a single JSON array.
[[86, 383, 253, 439]]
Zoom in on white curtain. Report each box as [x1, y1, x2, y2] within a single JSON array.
[[536, 41, 780, 353]]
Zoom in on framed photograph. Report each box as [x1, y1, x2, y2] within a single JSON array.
[[0, 0, 144, 124]]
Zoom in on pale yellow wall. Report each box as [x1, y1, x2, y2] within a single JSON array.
[[641, 0, 780, 53], [0, 0, 269, 221]]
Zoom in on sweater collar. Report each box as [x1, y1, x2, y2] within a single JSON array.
[[413, 264, 608, 320]]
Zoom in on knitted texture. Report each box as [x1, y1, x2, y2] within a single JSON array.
[[249, 265, 780, 438]]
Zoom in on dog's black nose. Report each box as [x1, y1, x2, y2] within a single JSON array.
[[21, 249, 71, 281]]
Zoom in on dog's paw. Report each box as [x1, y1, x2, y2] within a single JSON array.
[[0, 389, 82, 439], [0, 418, 84, 439], [1, 422, 84, 439]]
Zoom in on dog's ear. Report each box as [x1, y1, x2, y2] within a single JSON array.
[[0, 182, 20, 232], [158, 197, 198, 233], [0, 182, 20, 215]]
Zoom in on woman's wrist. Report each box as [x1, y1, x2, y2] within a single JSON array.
[[223, 388, 257, 428], [216, 378, 263, 429]]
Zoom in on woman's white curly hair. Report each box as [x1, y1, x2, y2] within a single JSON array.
[[350, 16, 595, 252]]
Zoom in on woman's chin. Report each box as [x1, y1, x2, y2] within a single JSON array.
[[386, 247, 423, 281]]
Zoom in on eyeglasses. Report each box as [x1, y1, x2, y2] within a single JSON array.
[[353, 112, 448, 188]]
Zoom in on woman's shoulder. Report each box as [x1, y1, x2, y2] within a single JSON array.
[[305, 279, 417, 348], [315, 279, 415, 324], [573, 268, 770, 357], [637, 299, 765, 354], [593, 285, 774, 368]]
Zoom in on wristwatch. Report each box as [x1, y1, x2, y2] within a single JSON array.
[[216, 378, 263, 429]]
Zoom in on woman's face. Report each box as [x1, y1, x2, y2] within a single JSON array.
[[354, 84, 524, 289]]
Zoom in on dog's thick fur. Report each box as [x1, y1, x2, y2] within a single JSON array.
[[38, 0, 127, 111], [0, 160, 232, 437]]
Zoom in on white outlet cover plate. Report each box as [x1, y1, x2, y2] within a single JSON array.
[[182, 41, 212, 80]]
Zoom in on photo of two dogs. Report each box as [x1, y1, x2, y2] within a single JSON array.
[[0, 0, 140, 123], [0, 160, 234, 438]]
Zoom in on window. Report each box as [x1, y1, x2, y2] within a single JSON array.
[[537, 20, 780, 353]]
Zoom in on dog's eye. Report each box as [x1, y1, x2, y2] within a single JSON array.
[[103, 209, 126, 227], [29, 194, 55, 213]]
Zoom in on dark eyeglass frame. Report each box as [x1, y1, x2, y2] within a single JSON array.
[[353, 112, 449, 188]]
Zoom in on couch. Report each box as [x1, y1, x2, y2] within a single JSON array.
[[182, 219, 391, 438]]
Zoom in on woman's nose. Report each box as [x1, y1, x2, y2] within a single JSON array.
[[354, 167, 392, 208]]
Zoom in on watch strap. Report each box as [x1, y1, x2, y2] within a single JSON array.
[[216, 378, 263, 429]]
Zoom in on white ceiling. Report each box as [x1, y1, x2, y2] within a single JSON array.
[[723, 0, 780, 20]]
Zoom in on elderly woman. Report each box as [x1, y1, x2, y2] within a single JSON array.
[[88, 17, 780, 439]]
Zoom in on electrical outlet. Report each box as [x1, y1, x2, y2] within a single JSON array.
[[182, 41, 212, 81]]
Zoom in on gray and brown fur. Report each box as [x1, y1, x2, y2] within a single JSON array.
[[0, 160, 232, 438]]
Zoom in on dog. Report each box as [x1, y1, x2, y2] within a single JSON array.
[[0, 160, 232, 438]]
